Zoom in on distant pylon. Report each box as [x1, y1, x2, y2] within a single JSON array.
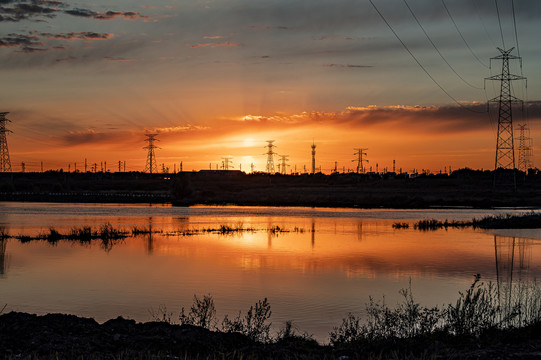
[[311, 141, 316, 174], [352, 148, 368, 173], [279, 155, 289, 175], [516, 124, 533, 172], [265, 140, 276, 174], [143, 133, 160, 174], [486, 47, 526, 189], [0, 112, 12, 172], [222, 156, 233, 170]]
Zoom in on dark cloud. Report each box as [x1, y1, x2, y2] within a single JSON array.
[[64, 8, 149, 20], [324, 64, 372, 68], [0, 0, 62, 21], [0, 30, 114, 52], [16, 45, 48, 53], [61, 129, 119, 146], [39, 31, 114, 40], [0, 0, 148, 22], [0, 33, 41, 47]]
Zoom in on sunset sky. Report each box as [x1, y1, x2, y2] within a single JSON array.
[[0, 0, 539, 173]]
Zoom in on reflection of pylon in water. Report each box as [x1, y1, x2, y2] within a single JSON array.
[[0, 239, 6, 276], [494, 235, 531, 320], [146, 217, 154, 255]]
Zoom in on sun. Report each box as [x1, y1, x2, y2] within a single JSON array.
[[243, 138, 256, 147]]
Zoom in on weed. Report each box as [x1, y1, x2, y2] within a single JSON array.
[[148, 304, 174, 324], [0, 226, 8, 240], [222, 298, 272, 343], [46, 227, 62, 242], [68, 226, 92, 242], [179, 294, 217, 330]]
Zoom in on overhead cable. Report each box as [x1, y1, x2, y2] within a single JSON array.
[[441, 0, 489, 68], [368, 0, 486, 113], [403, 0, 483, 89]]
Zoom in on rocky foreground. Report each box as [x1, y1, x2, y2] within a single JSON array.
[[2, 312, 541, 359]]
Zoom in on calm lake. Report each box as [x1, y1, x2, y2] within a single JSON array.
[[1, 202, 540, 342]]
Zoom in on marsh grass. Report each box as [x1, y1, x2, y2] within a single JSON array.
[[13, 224, 129, 249], [400, 211, 541, 231]]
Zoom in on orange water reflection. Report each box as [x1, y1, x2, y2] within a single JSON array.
[[2, 210, 541, 342]]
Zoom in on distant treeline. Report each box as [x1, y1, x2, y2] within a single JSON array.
[[0, 168, 540, 208]]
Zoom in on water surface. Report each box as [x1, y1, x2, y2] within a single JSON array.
[[1, 202, 540, 342]]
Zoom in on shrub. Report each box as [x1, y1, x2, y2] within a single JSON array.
[[179, 294, 217, 330], [222, 298, 272, 343]]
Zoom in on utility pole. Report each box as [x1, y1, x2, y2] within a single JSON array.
[[353, 148, 368, 173], [0, 112, 12, 172], [486, 47, 526, 189], [264, 140, 276, 174], [118, 161, 122, 172], [21, 162, 25, 173], [84, 158, 87, 172], [41, 161, 43, 173], [144, 133, 159, 174]]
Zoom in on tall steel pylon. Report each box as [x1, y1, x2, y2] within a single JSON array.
[[222, 156, 233, 170], [0, 112, 12, 172], [265, 140, 276, 174], [516, 124, 533, 173], [311, 141, 316, 174], [143, 133, 159, 174], [279, 155, 289, 175], [486, 47, 526, 189], [352, 148, 368, 173]]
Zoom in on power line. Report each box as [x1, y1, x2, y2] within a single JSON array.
[[403, 0, 483, 90], [472, 0, 497, 48], [494, 0, 505, 49], [368, 0, 485, 113], [441, 0, 489, 68], [511, 0, 521, 67]]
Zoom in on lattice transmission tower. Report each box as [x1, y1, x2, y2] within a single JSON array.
[[0, 112, 12, 172], [311, 141, 316, 174], [265, 140, 276, 174], [143, 133, 159, 174], [353, 148, 368, 173], [279, 155, 289, 175], [516, 124, 533, 173], [486, 47, 526, 189]]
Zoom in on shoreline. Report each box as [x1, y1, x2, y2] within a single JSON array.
[[2, 311, 541, 359]]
